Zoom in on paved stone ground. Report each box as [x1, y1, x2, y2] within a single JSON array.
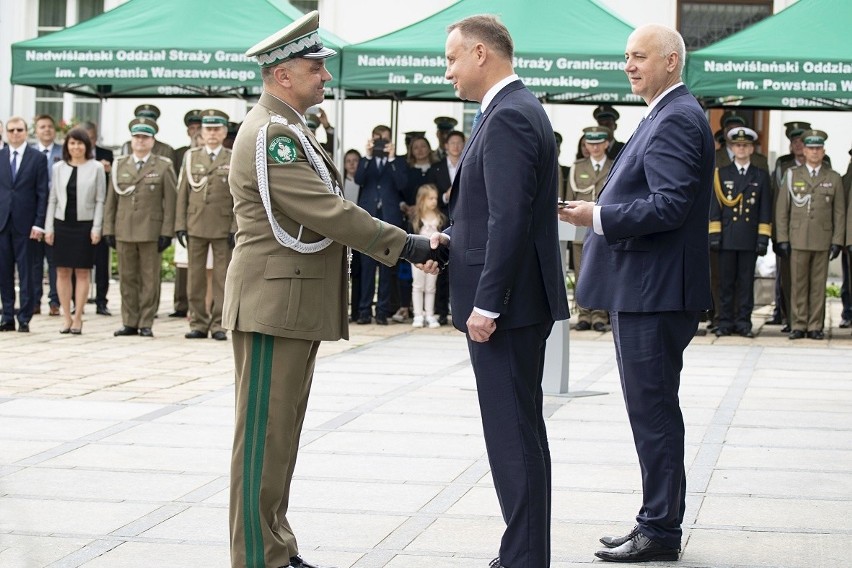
[[1, 283, 851, 567]]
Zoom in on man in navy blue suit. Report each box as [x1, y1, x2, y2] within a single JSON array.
[[353, 124, 409, 324], [561, 24, 714, 563], [0, 117, 49, 332], [426, 15, 569, 568]]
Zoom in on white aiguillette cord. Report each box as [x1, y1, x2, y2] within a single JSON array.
[[255, 114, 342, 254]]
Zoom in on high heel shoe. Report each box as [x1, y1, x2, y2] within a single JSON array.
[[70, 322, 83, 335], [59, 328, 71, 334]]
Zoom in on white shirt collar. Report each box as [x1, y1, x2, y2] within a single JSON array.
[[206, 145, 222, 158], [8, 142, 27, 154], [644, 81, 684, 118], [38, 143, 54, 153], [133, 153, 151, 164], [480, 73, 520, 112], [809, 165, 820, 176], [735, 162, 750, 172], [591, 157, 606, 170]]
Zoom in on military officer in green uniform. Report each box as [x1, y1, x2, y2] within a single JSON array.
[[592, 104, 624, 160], [175, 109, 234, 341], [775, 130, 845, 340], [169, 109, 203, 319], [224, 12, 445, 568], [103, 118, 177, 338], [566, 126, 611, 331], [120, 104, 176, 163], [709, 128, 772, 338]]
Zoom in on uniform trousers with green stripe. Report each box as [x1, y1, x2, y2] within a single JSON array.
[[230, 330, 320, 568]]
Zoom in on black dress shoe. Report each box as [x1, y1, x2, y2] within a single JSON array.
[[706, 322, 717, 332], [0, 321, 15, 332], [114, 326, 139, 336], [789, 329, 805, 340], [738, 329, 755, 338], [96, 305, 112, 316], [592, 322, 607, 332], [781, 324, 791, 333], [139, 327, 154, 337], [289, 555, 326, 568], [212, 331, 227, 341], [356, 315, 371, 325], [438, 315, 448, 325], [765, 316, 784, 325], [600, 525, 639, 548], [840, 318, 852, 329], [807, 330, 825, 340], [575, 321, 591, 331], [168, 310, 187, 318], [595, 532, 679, 563], [185, 330, 207, 339], [375, 315, 388, 325], [488, 559, 507, 568], [714, 327, 732, 337], [17, 322, 30, 333]]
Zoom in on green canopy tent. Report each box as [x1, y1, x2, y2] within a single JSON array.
[[10, 0, 347, 98], [340, 0, 638, 104], [685, 0, 852, 110]]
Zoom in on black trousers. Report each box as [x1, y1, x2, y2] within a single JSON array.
[[93, 238, 110, 307], [435, 265, 450, 318], [610, 310, 700, 550], [468, 320, 554, 567], [717, 249, 756, 333]]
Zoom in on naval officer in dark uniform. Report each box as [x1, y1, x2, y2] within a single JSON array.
[[709, 127, 772, 337]]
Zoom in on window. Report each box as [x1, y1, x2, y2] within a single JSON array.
[[36, 0, 105, 126], [678, 0, 773, 51]]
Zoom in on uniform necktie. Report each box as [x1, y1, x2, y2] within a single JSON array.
[[810, 169, 816, 178], [11, 150, 18, 184], [595, 163, 601, 174], [739, 167, 745, 176], [136, 160, 144, 171], [209, 152, 216, 161], [471, 108, 483, 131]]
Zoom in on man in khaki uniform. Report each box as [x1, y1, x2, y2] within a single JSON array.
[[176, 109, 234, 340], [593, 105, 624, 160], [120, 104, 175, 162], [224, 12, 445, 568], [775, 130, 845, 340], [566, 126, 612, 331], [103, 118, 177, 338]]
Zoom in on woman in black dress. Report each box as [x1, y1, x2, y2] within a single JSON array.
[[45, 128, 106, 334]]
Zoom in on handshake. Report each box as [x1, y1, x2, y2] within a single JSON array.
[[399, 234, 450, 272]]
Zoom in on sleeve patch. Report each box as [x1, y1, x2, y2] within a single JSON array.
[[268, 136, 298, 164]]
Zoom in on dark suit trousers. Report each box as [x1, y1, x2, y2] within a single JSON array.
[[610, 310, 700, 550], [435, 266, 450, 318], [93, 239, 110, 307], [468, 321, 554, 567], [31, 240, 58, 307], [717, 250, 756, 333], [0, 225, 35, 324], [358, 253, 393, 318]]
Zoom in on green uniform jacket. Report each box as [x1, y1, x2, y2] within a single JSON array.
[[775, 164, 845, 251], [103, 154, 177, 242], [176, 146, 236, 238], [223, 92, 407, 341]]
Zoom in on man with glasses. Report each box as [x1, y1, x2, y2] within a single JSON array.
[[0, 117, 49, 332], [30, 114, 63, 316]]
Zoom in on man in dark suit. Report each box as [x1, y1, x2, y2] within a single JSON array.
[[561, 24, 714, 563], [30, 114, 63, 316], [83, 121, 114, 316], [353, 124, 409, 324], [427, 15, 570, 568], [0, 117, 49, 332]]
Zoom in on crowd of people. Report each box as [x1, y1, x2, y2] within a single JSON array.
[[1, 90, 851, 342]]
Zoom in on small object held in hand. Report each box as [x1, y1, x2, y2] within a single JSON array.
[[557, 200, 573, 208]]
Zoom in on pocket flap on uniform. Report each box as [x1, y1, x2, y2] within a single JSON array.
[[263, 255, 325, 279], [465, 247, 486, 265]]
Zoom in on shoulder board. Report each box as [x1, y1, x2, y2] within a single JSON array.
[[156, 155, 173, 164], [573, 158, 590, 166], [188, 147, 203, 154]]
